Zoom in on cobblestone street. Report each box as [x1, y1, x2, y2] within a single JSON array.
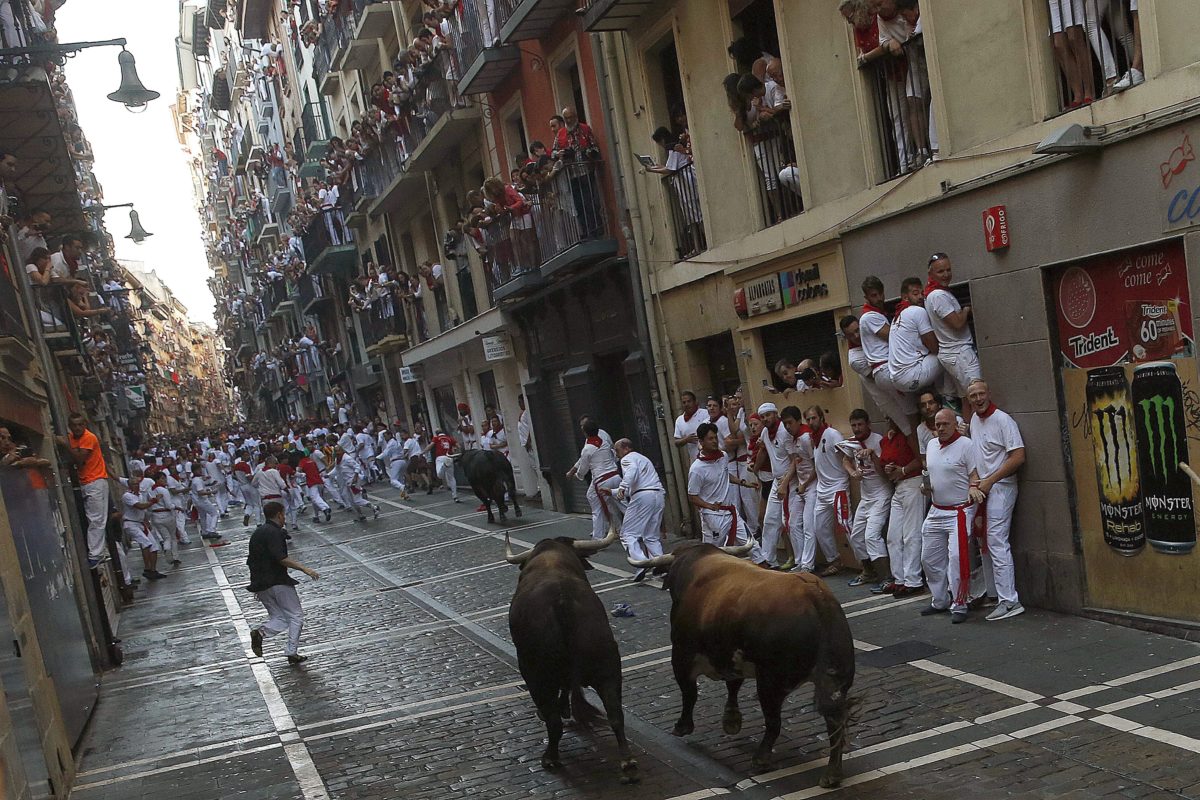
[[70, 484, 1200, 800]]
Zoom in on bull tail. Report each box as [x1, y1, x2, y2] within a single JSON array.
[[569, 687, 603, 728]]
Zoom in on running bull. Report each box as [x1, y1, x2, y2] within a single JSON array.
[[461, 449, 521, 523], [504, 527, 638, 783], [631, 543, 856, 788]]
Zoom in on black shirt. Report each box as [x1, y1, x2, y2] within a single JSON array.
[[245, 521, 298, 593]]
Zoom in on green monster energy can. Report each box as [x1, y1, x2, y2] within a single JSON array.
[[1086, 367, 1144, 555], [1131, 361, 1196, 554]]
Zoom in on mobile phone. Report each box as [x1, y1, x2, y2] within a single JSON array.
[[798, 367, 817, 383]]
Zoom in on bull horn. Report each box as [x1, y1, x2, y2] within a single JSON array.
[[574, 525, 619, 553], [503, 532, 535, 565], [720, 542, 756, 558], [627, 554, 675, 569]]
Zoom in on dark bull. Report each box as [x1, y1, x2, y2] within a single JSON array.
[[460, 449, 521, 523]]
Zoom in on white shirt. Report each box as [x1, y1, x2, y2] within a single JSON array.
[[518, 410, 532, 448], [722, 409, 751, 475], [889, 305, 934, 372], [859, 309, 891, 367], [849, 432, 891, 498], [203, 459, 224, 484], [337, 454, 365, 480], [970, 408, 1023, 486], [763, 421, 794, 481], [926, 435, 980, 507], [791, 429, 815, 487], [573, 436, 620, 481], [925, 288, 974, 351], [356, 431, 376, 458], [401, 438, 422, 460], [379, 438, 403, 462], [149, 485, 175, 518], [252, 467, 288, 497], [877, 12, 912, 46], [847, 346, 872, 379], [123, 479, 152, 523], [812, 426, 850, 491], [688, 455, 732, 507], [615, 451, 663, 499], [673, 411, 705, 463], [489, 428, 509, 457], [919, 416, 964, 455], [190, 475, 212, 498], [339, 430, 359, 455], [49, 251, 75, 280], [166, 474, 188, 509]]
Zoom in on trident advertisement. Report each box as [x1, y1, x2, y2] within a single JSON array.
[[1052, 239, 1194, 369]]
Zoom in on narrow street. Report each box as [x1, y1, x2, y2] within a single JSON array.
[[70, 484, 1200, 800]]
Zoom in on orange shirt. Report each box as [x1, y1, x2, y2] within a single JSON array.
[[68, 429, 107, 484]]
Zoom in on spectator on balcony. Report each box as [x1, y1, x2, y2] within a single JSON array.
[[481, 178, 537, 273], [552, 107, 604, 241], [844, 0, 909, 172], [895, 0, 936, 163], [736, 72, 794, 223], [67, 283, 111, 321], [315, 179, 349, 245], [648, 126, 704, 259], [0, 426, 50, 469], [15, 209, 51, 266], [1047, 0, 1096, 108], [24, 246, 55, 287]]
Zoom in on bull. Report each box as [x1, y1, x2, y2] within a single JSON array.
[[504, 527, 638, 783], [461, 449, 521, 523], [630, 543, 856, 788]]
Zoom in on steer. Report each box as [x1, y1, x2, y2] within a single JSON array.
[[631, 543, 856, 788], [505, 528, 638, 783], [461, 448, 521, 523]]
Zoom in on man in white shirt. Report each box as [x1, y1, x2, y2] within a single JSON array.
[[400, 430, 422, 495], [190, 468, 221, 542], [252, 455, 291, 526], [567, 417, 625, 541], [517, 395, 539, 497], [672, 391, 705, 464], [888, 277, 944, 395], [123, 468, 163, 580], [602, 439, 666, 579], [336, 448, 379, 521], [721, 393, 760, 541], [857, 277, 917, 433], [165, 467, 192, 545], [920, 408, 986, 623], [804, 406, 848, 576], [966, 380, 1026, 621], [204, 451, 230, 516], [842, 409, 893, 588], [233, 451, 263, 527], [486, 418, 509, 458], [688, 423, 765, 563], [148, 472, 181, 568], [925, 254, 981, 411], [378, 430, 408, 493], [355, 426, 379, 482], [756, 403, 798, 569]]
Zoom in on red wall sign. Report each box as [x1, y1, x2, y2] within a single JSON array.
[[983, 205, 1010, 252], [1051, 240, 1194, 369]]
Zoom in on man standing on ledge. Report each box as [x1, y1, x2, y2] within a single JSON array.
[[248, 501, 320, 665], [57, 412, 110, 568]]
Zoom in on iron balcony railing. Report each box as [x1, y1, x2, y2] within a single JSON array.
[[357, 289, 407, 349], [313, 15, 351, 85], [747, 113, 803, 229], [1047, 0, 1140, 112], [301, 207, 353, 265], [454, 0, 499, 77], [864, 33, 934, 181], [31, 284, 84, 353], [661, 161, 706, 261], [301, 100, 332, 151], [297, 272, 329, 311]]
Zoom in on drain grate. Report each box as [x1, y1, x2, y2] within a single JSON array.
[[858, 640, 947, 668]]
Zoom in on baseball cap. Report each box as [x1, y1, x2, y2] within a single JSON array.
[[757, 402, 778, 415]]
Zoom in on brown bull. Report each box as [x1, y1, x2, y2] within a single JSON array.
[[505, 528, 639, 783], [631, 543, 856, 788]]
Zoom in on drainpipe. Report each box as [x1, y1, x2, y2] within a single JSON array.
[[593, 30, 689, 529]]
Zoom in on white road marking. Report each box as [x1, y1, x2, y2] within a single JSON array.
[[74, 732, 281, 778], [71, 743, 284, 791]]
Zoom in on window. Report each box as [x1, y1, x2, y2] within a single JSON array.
[[1044, 0, 1142, 114], [759, 311, 839, 392], [501, 99, 528, 169], [550, 46, 588, 122]]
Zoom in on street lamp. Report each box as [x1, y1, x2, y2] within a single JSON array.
[[85, 202, 153, 243], [0, 37, 159, 111]]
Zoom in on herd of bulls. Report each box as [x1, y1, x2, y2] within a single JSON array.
[[501, 528, 857, 790]]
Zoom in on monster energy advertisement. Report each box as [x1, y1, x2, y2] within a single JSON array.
[[1087, 367, 1144, 554], [1131, 362, 1196, 554]]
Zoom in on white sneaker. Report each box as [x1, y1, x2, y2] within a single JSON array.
[[986, 601, 1025, 621], [1113, 68, 1145, 92]]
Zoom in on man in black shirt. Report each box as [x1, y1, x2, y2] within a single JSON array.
[[247, 502, 320, 664]]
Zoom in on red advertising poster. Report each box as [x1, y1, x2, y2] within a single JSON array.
[[1052, 240, 1194, 369]]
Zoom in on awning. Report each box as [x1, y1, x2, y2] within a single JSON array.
[[0, 79, 86, 236]]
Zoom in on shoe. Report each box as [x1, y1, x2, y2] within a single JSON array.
[[778, 559, 796, 571], [871, 581, 898, 595], [475, 503, 487, 512], [88, 557, 100, 568], [373, 505, 380, 519], [286, 654, 308, 665], [788, 565, 810, 573], [171, 559, 182, 567], [285, 534, 293, 541], [453, 497, 461, 503], [209, 539, 230, 548], [250, 628, 263, 657], [847, 573, 870, 587], [1113, 67, 1144, 91], [951, 610, 968, 624], [893, 585, 923, 598], [920, 605, 949, 616], [986, 601, 1025, 621], [144, 570, 165, 581], [243, 515, 250, 527], [312, 516, 321, 523], [819, 560, 843, 577], [632, 567, 649, 583], [324, 508, 332, 522]]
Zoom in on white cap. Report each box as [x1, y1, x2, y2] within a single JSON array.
[[757, 402, 778, 415]]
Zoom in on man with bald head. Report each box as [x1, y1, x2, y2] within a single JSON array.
[[601, 439, 665, 580], [920, 407, 985, 623], [552, 106, 604, 239]]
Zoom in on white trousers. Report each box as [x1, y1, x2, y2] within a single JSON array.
[[807, 486, 846, 568], [306, 484, 331, 514], [849, 489, 893, 562], [150, 516, 177, 562], [192, 496, 218, 534], [435, 455, 457, 498], [979, 482, 1020, 604], [621, 490, 664, 561], [700, 507, 765, 563], [866, 367, 916, 433], [337, 477, 371, 513], [215, 482, 230, 514], [241, 485, 264, 524], [726, 463, 761, 538], [255, 584, 304, 656], [175, 507, 191, 544], [759, 486, 787, 566], [228, 478, 244, 505], [887, 476, 927, 587], [921, 503, 978, 612], [387, 458, 408, 490], [81, 479, 110, 559], [889, 354, 944, 395], [123, 520, 158, 552], [937, 346, 982, 399], [587, 473, 624, 540]]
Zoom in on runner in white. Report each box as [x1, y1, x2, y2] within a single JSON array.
[[721, 393, 760, 540], [880, 417, 927, 597], [378, 431, 409, 494], [804, 405, 848, 576], [567, 417, 625, 541], [148, 472, 181, 568], [842, 409, 893, 588], [925, 254, 981, 414], [888, 277, 945, 395], [672, 391, 705, 464], [755, 403, 796, 569], [857, 277, 917, 432], [604, 439, 666, 579], [688, 422, 765, 562]]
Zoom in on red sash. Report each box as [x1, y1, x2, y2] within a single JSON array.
[[935, 502, 972, 606], [834, 490, 852, 536], [593, 470, 620, 521], [717, 504, 738, 545]]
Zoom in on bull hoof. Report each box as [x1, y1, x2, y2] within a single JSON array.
[[499, 513, 508, 523], [722, 709, 743, 735], [818, 769, 842, 788], [619, 759, 640, 784], [671, 721, 694, 737], [541, 754, 562, 771], [515, 508, 523, 518], [752, 751, 773, 770]]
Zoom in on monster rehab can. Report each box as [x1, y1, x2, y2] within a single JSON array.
[[1131, 361, 1196, 554], [1086, 367, 1144, 555]]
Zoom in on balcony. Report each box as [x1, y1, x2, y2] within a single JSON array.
[[269, 279, 298, 320], [235, 128, 253, 176], [864, 34, 934, 182], [580, 0, 661, 31], [32, 285, 86, 358], [356, 0, 395, 39], [359, 293, 408, 354], [299, 100, 332, 179], [298, 273, 334, 315], [235, 324, 257, 359], [661, 162, 707, 261], [749, 114, 803, 229], [237, 0, 272, 39], [314, 15, 351, 94], [456, 0, 520, 96], [301, 210, 357, 276], [495, 0, 575, 43]]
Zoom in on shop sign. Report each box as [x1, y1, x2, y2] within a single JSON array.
[[125, 384, 147, 410], [779, 263, 829, 308], [399, 366, 417, 383], [1050, 240, 1193, 369], [1162, 133, 1198, 232], [482, 333, 513, 362], [743, 274, 782, 317], [983, 205, 1010, 251]]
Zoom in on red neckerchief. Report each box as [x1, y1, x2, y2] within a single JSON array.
[[976, 403, 998, 419], [585, 436, 602, 448], [682, 408, 698, 423], [938, 431, 962, 448], [854, 432, 871, 443], [893, 299, 911, 322], [708, 412, 723, 423], [924, 277, 948, 297], [697, 449, 724, 463], [766, 419, 781, 440], [862, 303, 887, 317]]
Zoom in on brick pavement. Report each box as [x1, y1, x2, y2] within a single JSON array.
[[67, 483, 1200, 799]]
